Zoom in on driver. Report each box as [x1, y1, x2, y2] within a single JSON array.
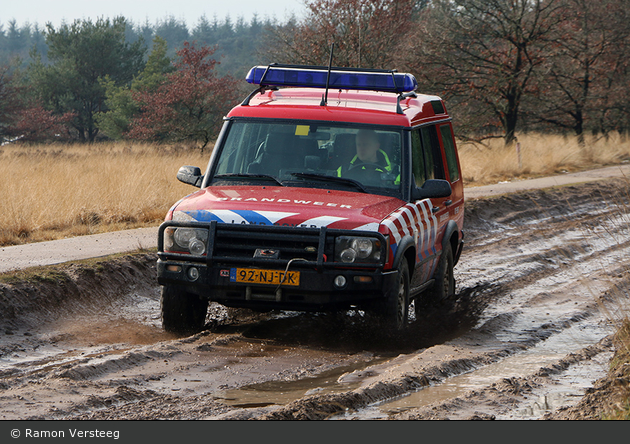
[[336, 129, 392, 177]]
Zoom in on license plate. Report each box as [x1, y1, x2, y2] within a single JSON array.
[[229, 268, 300, 286]]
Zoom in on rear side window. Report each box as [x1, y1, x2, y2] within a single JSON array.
[[439, 124, 460, 182], [411, 130, 426, 186], [420, 125, 445, 180]]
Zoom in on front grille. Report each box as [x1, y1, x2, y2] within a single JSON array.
[[213, 223, 333, 263], [212, 224, 334, 262]]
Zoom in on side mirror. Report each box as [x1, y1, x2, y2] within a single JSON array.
[[177, 166, 203, 187], [412, 179, 452, 201]]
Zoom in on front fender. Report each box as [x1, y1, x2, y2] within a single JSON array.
[[392, 235, 415, 271]]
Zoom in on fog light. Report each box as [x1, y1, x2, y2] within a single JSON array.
[[333, 275, 347, 288], [187, 267, 200, 281]]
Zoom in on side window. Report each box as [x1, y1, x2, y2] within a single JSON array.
[[439, 124, 460, 182], [411, 130, 426, 186], [420, 125, 445, 180]]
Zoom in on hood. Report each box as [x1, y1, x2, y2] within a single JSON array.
[[167, 186, 405, 232]]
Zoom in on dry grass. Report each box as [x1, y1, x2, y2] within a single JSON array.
[[604, 318, 630, 419], [2, 132, 630, 247], [458, 132, 630, 186], [0, 142, 208, 246]]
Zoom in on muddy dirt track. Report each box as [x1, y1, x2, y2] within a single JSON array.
[[1, 180, 629, 420]]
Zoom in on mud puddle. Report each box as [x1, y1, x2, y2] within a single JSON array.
[[216, 357, 390, 408], [501, 351, 614, 419]]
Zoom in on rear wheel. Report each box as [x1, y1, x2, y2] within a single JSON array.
[[160, 285, 208, 335]]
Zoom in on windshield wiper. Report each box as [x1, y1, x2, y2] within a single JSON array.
[[213, 173, 284, 186], [290, 172, 368, 193]]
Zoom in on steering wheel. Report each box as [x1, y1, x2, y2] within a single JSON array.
[[348, 162, 382, 172], [344, 162, 384, 184]]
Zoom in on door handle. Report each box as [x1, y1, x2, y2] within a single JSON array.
[[432, 206, 440, 213], [444, 200, 453, 206]]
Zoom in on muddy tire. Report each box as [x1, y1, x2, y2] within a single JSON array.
[[160, 285, 208, 335], [377, 257, 410, 332], [424, 243, 455, 306]]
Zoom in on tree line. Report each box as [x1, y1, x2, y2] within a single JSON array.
[[0, 14, 277, 75], [2, 0, 630, 148], [0, 15, 269, 146]]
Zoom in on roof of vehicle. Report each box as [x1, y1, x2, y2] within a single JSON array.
[[227, 87, 451, 128]]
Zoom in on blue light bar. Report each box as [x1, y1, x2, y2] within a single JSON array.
[[246, 65, 417, 93]]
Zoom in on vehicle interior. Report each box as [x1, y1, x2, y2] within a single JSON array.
[[212, 120, 402, 195]]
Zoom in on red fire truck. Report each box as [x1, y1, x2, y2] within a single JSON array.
[[157, 64, 464, 335]]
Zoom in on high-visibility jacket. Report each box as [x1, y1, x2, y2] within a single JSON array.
[[336, 149, 392, 177]]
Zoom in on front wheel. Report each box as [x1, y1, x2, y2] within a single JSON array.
[[377, 257, 410, 332], [160, 285, 208, 335], [419, 243, 455, 315]]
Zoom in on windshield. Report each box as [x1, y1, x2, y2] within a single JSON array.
[[211, 120, 403, 196]]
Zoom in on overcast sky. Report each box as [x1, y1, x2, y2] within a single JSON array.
[[1, 0, 305, 28]]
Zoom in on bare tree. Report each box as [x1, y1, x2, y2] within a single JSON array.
[[406, 0, 563, 146], [261, 0, 424, 69], [528, 0, 630, 144]]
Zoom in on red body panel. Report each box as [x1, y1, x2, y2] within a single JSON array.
[[168, 186, 405, 231], [228, 88, 449, 127]]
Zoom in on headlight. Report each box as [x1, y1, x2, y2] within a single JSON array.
[[188, 238, 206, 255], [335, 236, 382, 264], [351, 238, 373, 258], [164, 227, 209, 255]]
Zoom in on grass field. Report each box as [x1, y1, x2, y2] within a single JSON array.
[[0, 142, 208, 246], [458, 132, 630, 186], [2, 132, 630, 246]]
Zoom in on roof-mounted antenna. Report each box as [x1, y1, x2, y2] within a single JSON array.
[[320, 43, 335, 107]]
